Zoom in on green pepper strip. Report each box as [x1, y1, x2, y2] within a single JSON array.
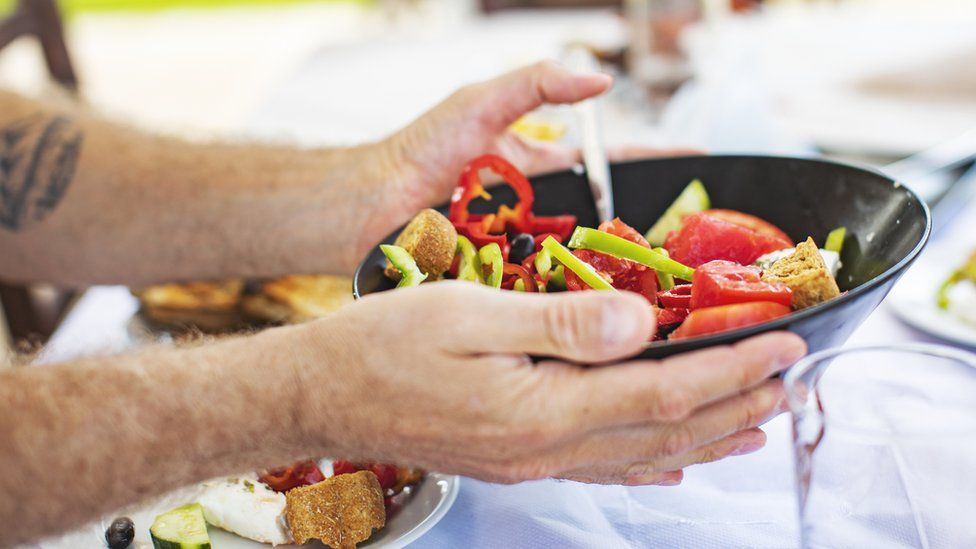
[[568, 227, 696, 281], [534, 247, 552, 277], [548, 264, 567, 290], [456, 235, 483, 283], [479, 243, 504, 289], [653, 247, 675, 290], [380, 245, 428, 288], [825, 227, 846, 254], [541, 236, 614, 290]]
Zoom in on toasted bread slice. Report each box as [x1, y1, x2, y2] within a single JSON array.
[[762, 237, 840, 309], [242, 275, 353, 324], [285, 471, 385, 549], [135, 280, 245, 332], [384, 209, 457, 281]]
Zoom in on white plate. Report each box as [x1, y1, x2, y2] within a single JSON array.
[[888, 246, 976, 348], [46, 473, 459, 548]]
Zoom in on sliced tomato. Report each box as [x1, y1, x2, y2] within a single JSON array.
[[656, 307, 689, 327], [657, 284, 692, 309], [690, 260, 792, 309], [664, 213, 792, 268], [259, 460, 325, 493], [564, 249, 658, 303], [670, 301, 791, 340], [598, 217, 650, 247], [703, 209, 791, 246]]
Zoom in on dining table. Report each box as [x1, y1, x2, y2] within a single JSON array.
[[37, 7, 976, 548]]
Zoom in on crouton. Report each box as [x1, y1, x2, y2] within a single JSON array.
[[384, 209, 457, 281], [762, 237, 840, 309], [134, 280, 246, 332], [241, 275, 353, 324], [285, 471, 385, 549]]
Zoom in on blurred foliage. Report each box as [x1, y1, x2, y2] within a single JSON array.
[[0, 0, 373, 18]]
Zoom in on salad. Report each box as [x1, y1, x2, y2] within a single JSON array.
[[122, 459, 422, 548], [381, 154, 846, 342], [937, 251, 976, 327]]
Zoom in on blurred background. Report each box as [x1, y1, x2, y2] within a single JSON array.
[[1, 0, 975, 344]]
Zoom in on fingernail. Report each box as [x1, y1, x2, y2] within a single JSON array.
[[731, 439, 766, 456], [600, 298, 642, 351], [658, 477, 682, 486], [772, 340, 807, 372]]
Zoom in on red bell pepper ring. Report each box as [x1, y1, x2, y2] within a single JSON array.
[[533, 232, 562, 251], [502, 262, 538, 292], [658, 284, 692, 309], [449, 154, 534, 233], [527, 214, 577, 241], [457, 222, 510, 260]]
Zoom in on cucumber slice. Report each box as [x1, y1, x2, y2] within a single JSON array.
[[150, 503, 211, 549], [824, 227, 846, 254], [645, 179, 710, 247]]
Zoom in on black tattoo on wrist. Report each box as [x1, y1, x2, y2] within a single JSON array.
[[0, 114, 83, 231]]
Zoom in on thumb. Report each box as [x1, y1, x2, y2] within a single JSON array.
[[454, 284, 655, 363], [465, 60, 612, 135]]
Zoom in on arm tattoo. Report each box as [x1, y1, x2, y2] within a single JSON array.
[[0, 114, 83, 231]]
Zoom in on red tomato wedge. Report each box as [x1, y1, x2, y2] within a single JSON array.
[[664, 213, 792, 267], [670, 302, 791, 340], [656, 307, 689, 327], [259, 460, 325, 493], [703, 209, 792, 246], [564, 218, 659, 302], [657, 284, 692, 309], [564, 249, 658, 303], [599, 217, 651, 247], [690, 260, 792, 309]]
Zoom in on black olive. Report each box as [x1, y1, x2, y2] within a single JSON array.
[[508, 233, 535, 265], [105, 516, 134, 549], [242, 278, 264, 296]]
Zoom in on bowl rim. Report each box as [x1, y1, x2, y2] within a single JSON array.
[[353, 154, 933, 351]]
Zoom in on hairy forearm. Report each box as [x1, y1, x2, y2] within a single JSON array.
[[0, 91, 397, 286], [0, 324, 334, 544]]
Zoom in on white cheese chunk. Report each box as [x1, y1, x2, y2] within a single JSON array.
[[198, 474, 292, 546]]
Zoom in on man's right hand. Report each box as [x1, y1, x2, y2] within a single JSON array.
[[289, 283, 806, 486]]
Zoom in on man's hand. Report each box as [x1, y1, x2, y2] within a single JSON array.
[[354, 61, 684, 266], [291, 283, 806, 486]]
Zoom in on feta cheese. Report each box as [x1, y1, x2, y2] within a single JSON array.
[[198, 474, 292, 545]]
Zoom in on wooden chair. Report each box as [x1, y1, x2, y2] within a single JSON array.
[[0, 0, 79, 343]]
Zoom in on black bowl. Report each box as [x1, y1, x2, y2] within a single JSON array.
[[354, 155, 930, 359]]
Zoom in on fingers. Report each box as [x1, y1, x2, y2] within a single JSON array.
[[606, 146, 705, 162], [556, 428, 765, 486], [466, 60, 612, 134], [447, 283, 654, 363], [553, 332, 805, 429], [543, 380, 784, 471]]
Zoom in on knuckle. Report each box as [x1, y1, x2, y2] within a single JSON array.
[[739, 391, 771, 430], [651, 385, 694, 422], [661, 425, 696, 457], [543, 299, 587, 355], [696, 444, 725, 465]]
